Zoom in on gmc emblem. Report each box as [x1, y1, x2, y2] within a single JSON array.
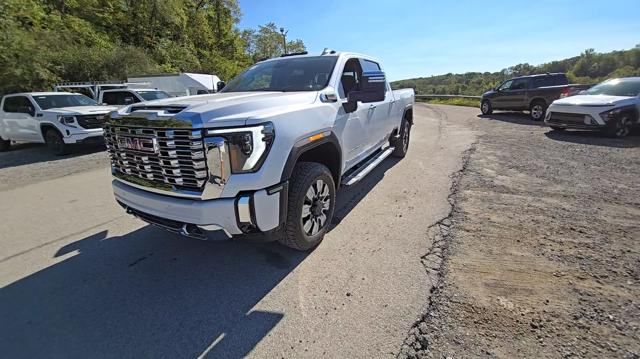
[[117, 136, 158, 153]]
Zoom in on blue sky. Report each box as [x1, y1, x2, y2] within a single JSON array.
[[238, 0, 640, 81]]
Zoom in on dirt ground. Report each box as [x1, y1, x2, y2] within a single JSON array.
[[400, 105, 640, 358]]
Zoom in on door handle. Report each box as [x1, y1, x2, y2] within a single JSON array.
[[369, 105, 376, 110]]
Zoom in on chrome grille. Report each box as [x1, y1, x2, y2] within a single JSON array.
[[104, 125, 207, 190]]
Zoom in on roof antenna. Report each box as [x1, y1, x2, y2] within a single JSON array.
[[321, 48, 334, 55]]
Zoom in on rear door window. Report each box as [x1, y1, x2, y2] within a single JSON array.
[[360, 59, 381, 72], [510, 78, 529, 90]]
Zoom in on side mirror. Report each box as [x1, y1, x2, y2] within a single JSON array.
[[578, 90, 586, 95], [217, 81, 226, 91], [124, 97, 134, 105], [343, 71, 386, 114], [18, 106, 35, 116]]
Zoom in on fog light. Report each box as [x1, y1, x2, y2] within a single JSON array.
[[585, 115, 598, 125]]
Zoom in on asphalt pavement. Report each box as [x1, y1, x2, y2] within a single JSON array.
[[0, 104, 477, 358]]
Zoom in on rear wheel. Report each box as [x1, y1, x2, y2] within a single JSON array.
[[480, 100, 493, 115], [0, 138, 10, 151], [391, 117, 411, 158], [45, 129, 69, 156], [606, 115, 633, 138], [529, 101, 547, 121], [279, 162, 336, 251]]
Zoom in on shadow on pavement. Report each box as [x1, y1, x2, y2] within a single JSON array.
[[330, 156, 401, 230], [0, 227, 307, 358], [544, 128, 640, 148], [0, 156, 403, 358], [477, 112, 545, 127], [0, 142, 106, 170]]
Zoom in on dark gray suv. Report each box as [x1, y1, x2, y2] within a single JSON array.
[[480, 73, 590, 120]]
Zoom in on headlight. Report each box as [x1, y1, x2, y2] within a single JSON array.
[[207, 122, 275, 173], [600, 106, 634, 123], [58, 115, 77, 125]]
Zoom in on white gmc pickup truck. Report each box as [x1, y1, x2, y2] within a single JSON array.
[[106, 51, 414, 250], [0, 92, 117, 154]]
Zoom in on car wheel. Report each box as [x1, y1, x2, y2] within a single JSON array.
[[0, 138, 10, 151], [529, 101, 547, 121], [606, 115, 632, 138], [45, 129, 69, 156], [279, 162, 336, 251], [480, 100, 493, 115], [391, 117, 411, 158], [550, 126, 566, 131]]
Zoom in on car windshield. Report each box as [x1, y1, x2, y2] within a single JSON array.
[[33, 94, 98, 110], [222, 56, 338, 92], [137, 90, 171, 101], [583, 79, 640, 97]]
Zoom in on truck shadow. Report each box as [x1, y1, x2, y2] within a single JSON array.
[[0, 227, 307, 358], [477, 112, 545, 127], [330, 156, 401, 230], [0, 142, 106, 170], [544, 128, 640, 148]]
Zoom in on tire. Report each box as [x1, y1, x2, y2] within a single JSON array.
[[480, 100, 493, 115], [279, 162, 336, 251], [44, 129, 69, 155], [391, 117, 411, 158], [0, 138, 10, 151], [550, 126, 566, 131], [529, 100, 547, 121], [606, 115, 632, 138]]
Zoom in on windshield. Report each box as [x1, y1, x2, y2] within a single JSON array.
[[222, 56, 338, 92], [583, 79, 640, 97], [33, 94, 98, 110], [137, 90, 171, 101]]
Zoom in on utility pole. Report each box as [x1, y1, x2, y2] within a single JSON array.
[[279, 27, 288, 55]]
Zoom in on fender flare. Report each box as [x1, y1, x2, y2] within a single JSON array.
[[280, 131, 343, 186]]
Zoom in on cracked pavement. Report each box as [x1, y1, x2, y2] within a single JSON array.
[[0, 104, 477, 358]]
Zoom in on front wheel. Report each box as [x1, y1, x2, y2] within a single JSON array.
[[606, 116, 632, 138], [279, 162, 336, 251], [480, 100, 493, 115], [45, 129, 69, 156]]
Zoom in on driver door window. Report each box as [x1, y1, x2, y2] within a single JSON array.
[[498, 80, 513, 91], [339, 58, 362, 99]]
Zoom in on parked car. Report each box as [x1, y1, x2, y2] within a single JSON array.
[[105, 50, 414, 251], [545, 77, 640, 137], [480, 73, 590, 120], [99, 88, 172, 107], [0, 92, 117, 154]]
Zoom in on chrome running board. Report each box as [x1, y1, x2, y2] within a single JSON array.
[[342, 147, 394, 186]]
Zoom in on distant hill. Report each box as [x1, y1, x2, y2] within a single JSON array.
[[391, 46, 640, 96]]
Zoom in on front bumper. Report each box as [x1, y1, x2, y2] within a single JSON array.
[[64, 129, 105, 144], [112, 179, 284, 238]]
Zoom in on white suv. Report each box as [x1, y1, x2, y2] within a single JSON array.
[[0, 92, 117, 154], [545, 77, 640, 137]]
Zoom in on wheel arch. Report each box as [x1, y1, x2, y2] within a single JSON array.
[[529, 97, 547, 108], [280, 132, 343, 187], [40, 122, 64, 141]]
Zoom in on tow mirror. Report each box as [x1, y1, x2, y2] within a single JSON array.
[[217, 81, 226, 91], [343, 71, 386, 113]]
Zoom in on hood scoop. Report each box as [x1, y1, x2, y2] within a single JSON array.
[[129, 105, 187, 115]]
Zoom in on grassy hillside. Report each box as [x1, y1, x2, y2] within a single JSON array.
[[392, 46, 640, 96]]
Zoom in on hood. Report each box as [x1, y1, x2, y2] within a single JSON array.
[[116, 91, 318, 127], [552, 94, 634, 107], [43, 105, 119, 115], [482, 89, 497, 97]]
